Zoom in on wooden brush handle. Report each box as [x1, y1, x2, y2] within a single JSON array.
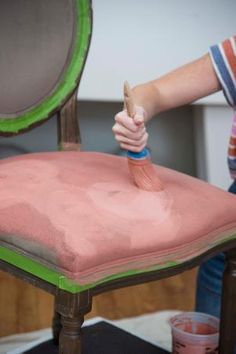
[[124, 81, 135, 118]]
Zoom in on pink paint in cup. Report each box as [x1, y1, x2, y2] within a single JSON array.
[[169, 312, 219, 354]]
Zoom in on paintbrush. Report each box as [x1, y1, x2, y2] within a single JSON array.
[[124, 81, 163, 191]]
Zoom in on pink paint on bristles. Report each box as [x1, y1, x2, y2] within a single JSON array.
[[128, 156, 163, 191]]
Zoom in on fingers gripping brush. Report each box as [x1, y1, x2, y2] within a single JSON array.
[[124, 81, 163, 191]]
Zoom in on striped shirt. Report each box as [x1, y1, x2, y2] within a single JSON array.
[[209, 36, 236, 179]]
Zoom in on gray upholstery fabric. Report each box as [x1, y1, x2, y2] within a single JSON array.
[[0, 235, 59, 268], [0, 0, 75, 117]]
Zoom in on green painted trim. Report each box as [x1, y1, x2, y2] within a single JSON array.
[[0, 246, 178, 294], [0, 246, 91, 293], [0, 0, 92, 133]]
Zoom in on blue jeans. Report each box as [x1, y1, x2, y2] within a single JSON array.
[[195, 180, 236, 317]]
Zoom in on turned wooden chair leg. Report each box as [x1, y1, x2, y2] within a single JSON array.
[[219, 248, 236, 354], [52, 304, 62, 344], [55, 289, 92, 354]]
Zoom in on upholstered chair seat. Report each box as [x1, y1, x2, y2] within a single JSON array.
[[1, 151, 236, 290]]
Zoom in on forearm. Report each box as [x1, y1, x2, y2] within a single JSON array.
[[132, 53, 221, 121]]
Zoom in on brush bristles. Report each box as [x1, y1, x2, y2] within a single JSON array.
[[128, 158, 163, 191]]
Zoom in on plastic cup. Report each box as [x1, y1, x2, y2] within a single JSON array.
[[169, 312, 219, 354]]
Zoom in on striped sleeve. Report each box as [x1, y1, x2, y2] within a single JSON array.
[[209, 36, 236, 107]]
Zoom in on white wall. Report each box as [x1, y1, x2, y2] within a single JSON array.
[[79, 0, 236, 104], [194, 105, 233, 190]]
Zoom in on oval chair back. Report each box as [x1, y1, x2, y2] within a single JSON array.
[[0, 0, 92, 136]]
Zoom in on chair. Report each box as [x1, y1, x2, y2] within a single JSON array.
[[0, 1, 236, 353]]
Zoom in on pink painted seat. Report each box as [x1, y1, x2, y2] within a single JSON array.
[[1, 151, 236, 286]]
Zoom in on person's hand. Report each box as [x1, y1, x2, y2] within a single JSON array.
[[112, 105, 148, 152]]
